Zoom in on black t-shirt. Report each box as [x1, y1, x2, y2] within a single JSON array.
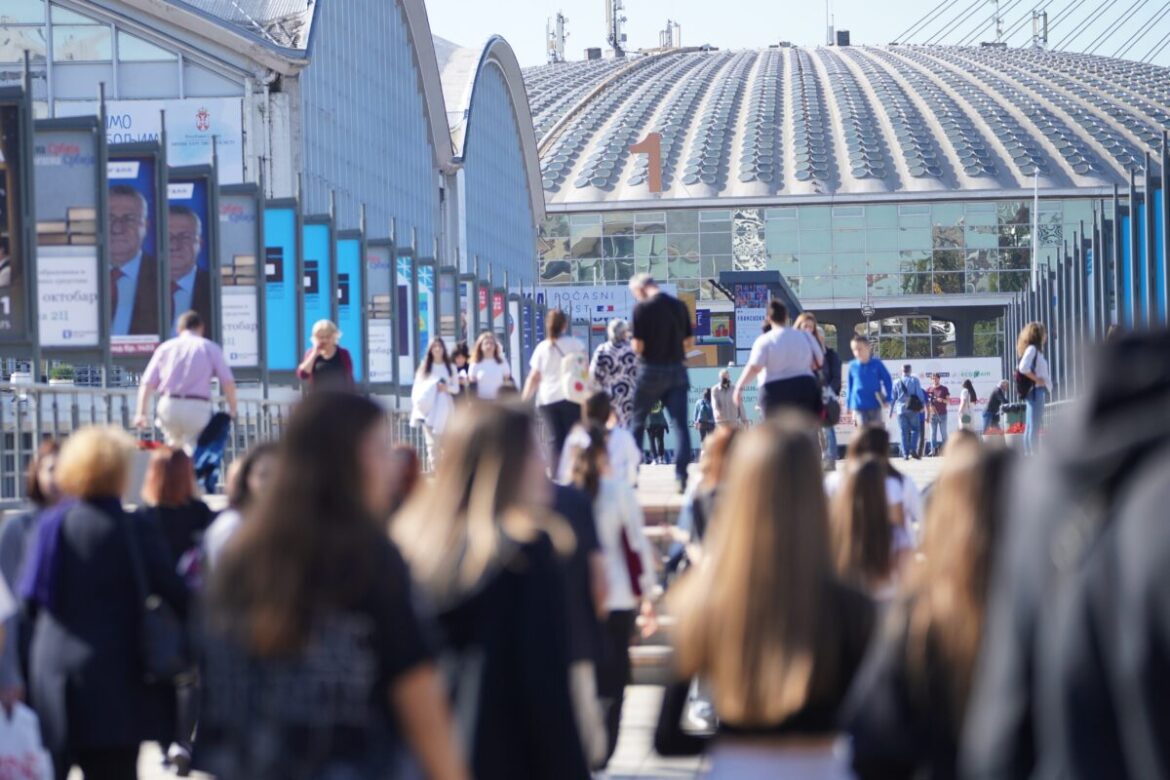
[[310, 348, 351, 392], [632, 292, 693, 365], [986, 387, 1007, 417], [198, 537, 433, 779], [139, 501, 214, 572], [553, 484, 602, 664]]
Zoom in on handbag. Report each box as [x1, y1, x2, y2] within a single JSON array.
[[619, 527, 644, 598], [120, 514, 191, 683], [559, 349, 595, 405], [1015, 349, 1039, 399], [821, 389, 842, 427]]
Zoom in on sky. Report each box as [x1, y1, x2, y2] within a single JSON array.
[[422, 0, 1170, 68]]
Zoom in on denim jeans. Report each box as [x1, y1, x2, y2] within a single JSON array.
[[899, 409, 921, 457], [1025, 386, 1048, 455], [929, 414, 948, 455], [982, 411, 1000, 434], [630, 363, 692, 481], [853, 407, 883, 427], [824, 424, 838, 462]]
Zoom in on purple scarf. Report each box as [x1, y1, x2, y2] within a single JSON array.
[[19, 498, 78, 611]]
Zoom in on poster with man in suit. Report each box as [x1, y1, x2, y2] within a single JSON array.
[[108, 160, 161, 354], [167, 179, 212, 335]]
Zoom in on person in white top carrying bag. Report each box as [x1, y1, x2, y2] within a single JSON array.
[[523, 309, 588, 462], [411, 338, 461, 471], [1015, 322, 1051, 456], [468, 331, 512, 400]]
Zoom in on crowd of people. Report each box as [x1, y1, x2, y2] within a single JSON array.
[[3, 278, 1165, 780]]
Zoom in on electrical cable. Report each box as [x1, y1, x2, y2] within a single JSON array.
[[1084, 0, 1153, 53], [1141, 27, 1170, 59], [1052, 0, 1114, 48], [924, 0, 989, 44], [959, 0, 1027, 45], [895, 0, 955, 43], [1000, 0, 1058, 43], [1112, 0, 1170, 57]]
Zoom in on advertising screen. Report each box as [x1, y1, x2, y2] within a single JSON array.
[[107, 154, 161, 354], [34, 125, 100, 349], [336, 235, 363, 382], [0, 101, 27, 340], [263, 206, 297, 371], [417, 264, 435, 358], [438, 270, 457, 341], [167, 176, 213, 338], [508, 298, 521, 380], [396, 255, 415, 379], [218, 190, 259, 368], [366, 244, 393, 384], [461, 279, 476, 339], [302, 221, 332, 353]]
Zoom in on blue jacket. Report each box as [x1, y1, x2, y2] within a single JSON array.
[[846, 359, 894, 412], [891, 374, 928, 415]]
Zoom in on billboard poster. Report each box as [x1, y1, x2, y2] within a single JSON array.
[[460, 279, 476, 340], [417, 264, 434, 357], [521, 297, 534, 364], [492, 290, 506, 347], [336, 236, 363, 382], [0, 101, 27, 339], [107, 155, 161, 354], [59, 98, 245, 184], [538, 283, 677, 337], [34, 125, 100, 349], [508, 298, 521, 380], [438, 271, 457, 341], [396, 255, 415, 379], [366, 244, 393, 384], [263, 206, 297, 371], [733, 283, 769, 351], [167, 177, 213, 338], [301, 221, 332, 353], [218, 191, 259, 367]]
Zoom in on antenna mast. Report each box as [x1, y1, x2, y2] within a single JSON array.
[[1032, 8, 1049, 48], [607, 0, 627, 57], [546, 11, 568, 63]]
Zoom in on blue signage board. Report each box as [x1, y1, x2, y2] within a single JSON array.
[[302, 221, 332, 352], [336, 235, 363, 382], [263, 206, 297, 370]]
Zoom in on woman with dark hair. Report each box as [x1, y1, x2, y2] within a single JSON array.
[[139, 447, 213, 572], [958, 379, 977, 432], [451, 340, 472, 397], [0, 439, 60, 710], [831, 457, 898, 599], [827, 426, 924, 545], [412, 338, 461, 471], [395, 402, 591, 780], [734, 300, 824, 418], [203, 442, 278, 569], [656, 415, 875, 775], [523, 309, 587, 462], [845, 444, 1011, 779], [200, 393, 466, 780]]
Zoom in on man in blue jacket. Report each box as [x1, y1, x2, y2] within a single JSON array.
[[890, 363, 928, 460], [845, 335, 893, 427]]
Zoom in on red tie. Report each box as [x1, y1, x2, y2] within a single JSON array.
[[110, 268, 124, 319]]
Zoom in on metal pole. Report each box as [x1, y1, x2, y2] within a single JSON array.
[[1112, 185, 1123, 325], [1128, 169, 1141, 326], [1093, 204, 1106, 338], [1032, 169, 1041, 290], [1162, 132, 1170, 326]]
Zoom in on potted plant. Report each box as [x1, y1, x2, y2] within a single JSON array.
[[48, 364, 75, 386], [1002, 421, 1026, 449]]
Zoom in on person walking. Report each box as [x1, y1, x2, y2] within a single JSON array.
[[958, 379, 977, 432], [1015, 322, 1051, 455], [450, 341, 473, 399], [646, 402, 670, 465], [655, 415, 875, 774], [846, 335, 893, 428], [395, 403, 591, 780], [296, 319, 355, 392], [925, 373, 951, 457], [795, 313, 842, 467], [138, 447, 213, 573], [557, 393, 643, 487], [826, 426, 924, 548], [412, 338, 461, 471], [693, 388, 716, 446], [468, 331, 512, 400], [890, 364, 927, 460], [524, 309, 588, 463], [831, 457, 900, 600], [734, 301, 823, 418], [21, 426, 190, 780], [982, 380, 1009, 434], [202, 442, 278, 570], [134, 311, 237, 453], [710, 370, 745, 429], [628, 274, 694, 494], [200, 393, 467, 780], [590, 318, 639, 426]]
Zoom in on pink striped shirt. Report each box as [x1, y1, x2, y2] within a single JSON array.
[[142, 331, 234, 398]]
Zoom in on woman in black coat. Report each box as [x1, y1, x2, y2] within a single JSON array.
[[21, 426, 188, 780]]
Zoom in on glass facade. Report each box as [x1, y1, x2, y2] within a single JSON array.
[[538, 198, 1098, 303]]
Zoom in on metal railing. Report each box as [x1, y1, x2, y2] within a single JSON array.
[[1, 382, 426, 507]]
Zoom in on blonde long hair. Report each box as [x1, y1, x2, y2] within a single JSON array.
[[670, 414, 838, 725], [471, 331, 504, 365], [1015, 321, 1046, 358]]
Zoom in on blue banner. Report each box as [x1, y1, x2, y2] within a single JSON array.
[[263, 206, 297, 370], [418, 264, 434, 356], [1156, 188, 1166, 322], [1121, 212, 1132, 326], [336, 236, 363, 382], [396, 255, 414, 379], [302, 222, 332, 352]]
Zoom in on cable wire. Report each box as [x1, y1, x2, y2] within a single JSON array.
[[1000, 0, 1058, 44], [1084, 0, 1153, 53], [1112, 0, 1170, 57], [895, 0, 955, 43], [925, 0, 989, 44], [1053, 0, 1114, 48], [959, 0, 1027, 45], [1141, 27, 1170, 59]]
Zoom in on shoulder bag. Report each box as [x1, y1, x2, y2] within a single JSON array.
[[1015, 349, 1039, 399], [120, 515, 191, 683]]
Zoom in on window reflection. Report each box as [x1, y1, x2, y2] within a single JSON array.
[[2, 0, 44, 24], [0, 25, 47, 62], [52, 24, 111, 61]]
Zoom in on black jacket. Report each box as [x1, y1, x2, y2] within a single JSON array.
[[28, 498, 189, 751]]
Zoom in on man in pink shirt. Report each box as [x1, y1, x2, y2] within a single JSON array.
[[134, 310, 237, 451]]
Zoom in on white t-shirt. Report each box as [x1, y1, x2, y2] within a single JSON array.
[[470, 358, 511, 400], [529, 336, 586, 406], [556, 424, 642, 487], [1018, 345, 1052, 389], [204, 509, 243, 570], [824, 469, 923, 543], [592, 478, 657, 611], [747, 326, 823, 383]]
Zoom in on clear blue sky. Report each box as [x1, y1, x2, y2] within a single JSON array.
[[422, 0, 1170, 67]]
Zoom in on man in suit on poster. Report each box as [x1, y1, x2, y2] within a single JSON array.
[[168, 205, 211, 335], [108, 184, 159, 336]]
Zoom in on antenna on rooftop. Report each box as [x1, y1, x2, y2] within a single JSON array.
[[992, 0, 1003, 42], [606, 0, 628, 57], [1032, 9, 1049, 48], [659, 19, 679, 49], [546, 11, 568, 63]]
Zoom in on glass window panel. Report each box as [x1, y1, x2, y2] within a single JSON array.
[[766, 229, 800, 254], [768, 252, 799, 274], [604, 257, 634, 282], [833, 206, 865, 222], [801, 275, 834, 297], [634, 220, 665, 236], [866, 204, 897, 227], [539, 259, 576, 283], [602, 212, 634, 234], [906, 337, 932, 359], [934, 249, 964, 272], [868, 272, 903, 296], [965, 224, 998, 249], [634, 234, 667, 258], [699, 219, 731, 234], [1062, 199, 1092, 226], [1000, 271, 1029, 291], [575, 259, 602, 283], [52, 25, 111, 61], [1002, 249, 1030, 270], [648, 252, 668, 278], [899, 250, 931, 273], [32, 100, 48, 118], [900, 273, 932, 295], [570, 213, 601, 226], [836, 252, 866, 273], [668, 254, 700, 280], [933, 225, 964, 249], [999, 225, 1028, 248], [116, 30, 176, 61], [538, 236, 569, 261], [699, 210, 730, 221], [800, 229, 831, 253], [899, 226, 931, 250], [833, 230, 866, 252], [868, 251, 900, 273], [542, 215, 569, 237], [569, 231, 601, 260], [868, 227, 898, 251], [932, 202, 964, 226], [634, 256, 652, 273], [701, 254, 733, 277], [877, 339, 906, 360], [666, 211, 698, 233], [800, 253, 831, 275], [2, 0, 44, 24], [879, 317, 906, 337], [0, 25, 46, 61], [700, 230, 732, 255], [906, 317, 931, 335], [635, 211, 665, 223], [50, 4, 97, 23], [799, 206, 830, 229], [933, 272, 964, 294], [967, 271, 999, 292], [966, 249, 996, 271], [998, 201, 1029, 224], [835, 274, 866, 298], [766, 207, 797, 220], [602, 235, 634, 257], [666, 233, 699, 261]]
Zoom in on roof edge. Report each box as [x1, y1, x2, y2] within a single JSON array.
[[399, 0, 457, 172]]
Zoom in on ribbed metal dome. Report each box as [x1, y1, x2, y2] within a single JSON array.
[[522, 45, 1170, 204]]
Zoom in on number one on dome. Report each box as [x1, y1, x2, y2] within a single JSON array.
[[629, 132, 663, 193]]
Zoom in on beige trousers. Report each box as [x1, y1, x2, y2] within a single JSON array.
[[156, 396, 212, 452]]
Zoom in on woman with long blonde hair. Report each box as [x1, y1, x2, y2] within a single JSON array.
[[655, 414, 875, 778], [1015, 321, 1050, 455], [395, 402, 591, 780], [845, 440, 1011, 779], [468, 331, 512, 400]]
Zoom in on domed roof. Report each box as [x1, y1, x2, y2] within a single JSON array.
[[522, 45, 1170, 205]]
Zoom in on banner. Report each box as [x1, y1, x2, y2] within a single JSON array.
[[263, 206, 297, 371], [733, 283, 769, 351], [537, 283, 677, 337], [365, 244, 393, 384], [218, 191, 259, 367], [417, 264, 434, 357], [438, 270, 457, 341], [461, 279, 476, 340], [508, 298, 521, 380], [521, 297, 534, 365], [336, 236, 363, 382], [59, 98, 244, 183], [492, 290, 506, 347], [396, 255, 415, 379], [34, 124, 100, 349], [167, 176, 213, 338], [302, 221, 331, 353], [107, 155, 160, 354], [0, 100, 27, 339]]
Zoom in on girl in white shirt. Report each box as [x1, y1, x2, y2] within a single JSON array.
[[410, 338, 460, 471], [523, 310, 587, 462], [1016, 322, 1051, 456], [469, 331, 512, 400]]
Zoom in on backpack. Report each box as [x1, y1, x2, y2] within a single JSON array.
[[963, 331, 1170, 779], [901, 377, 924, 413]]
